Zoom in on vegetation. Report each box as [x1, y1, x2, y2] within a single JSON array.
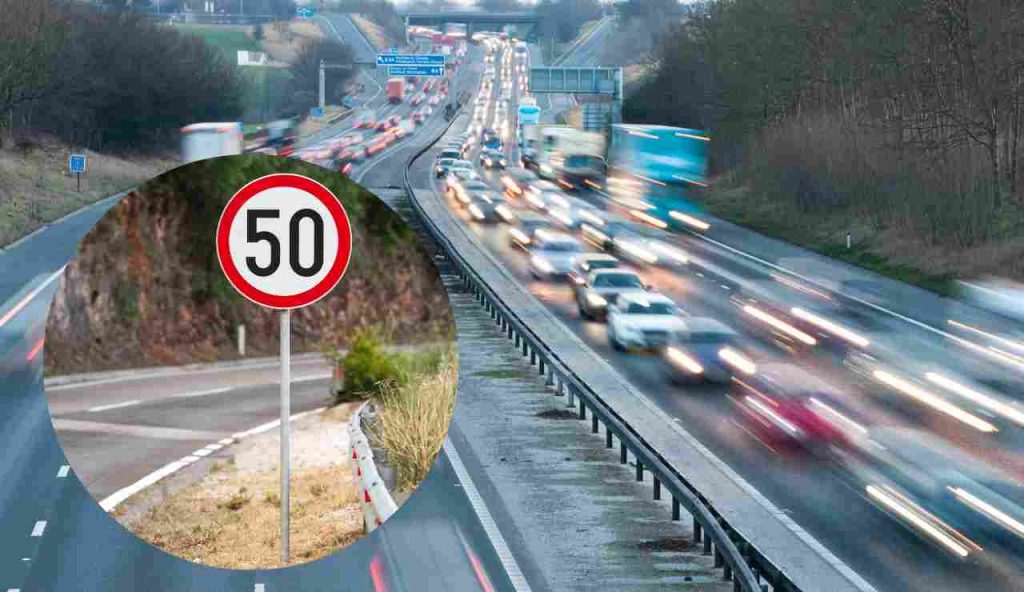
[[1, 0, 243, 152], [536, 0, 603, 45], [331, 0, 405, 43], [369, 352, 457, 491], [626, 0, 1024, 284], [339, 327, 401, 398]]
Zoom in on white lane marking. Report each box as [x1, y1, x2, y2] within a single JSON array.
[[172, 386, 233, 399], [255, 585, 265, 592], [52, 419, 228, 441], [30, 521, 46, 537], [8, 588, 22, 591], [291, 373, 332, 383], [100, 460, 189, 511], [87, 400, 141, 413], [443, 439, 532, 592], [0, 266, 66, 329], [99, 407, 327, 512], [205, 443, 224, 452], [46, 355, 323, 391], [56, 465, 70, 478]]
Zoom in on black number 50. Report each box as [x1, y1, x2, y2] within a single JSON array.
[[245, 209, 324, 277]]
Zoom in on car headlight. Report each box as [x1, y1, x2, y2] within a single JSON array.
[[666, 347, 704, 374], [540, 164, 553, 174], [532, 256, 555, 274], [586, 293, 608, 308], [495, 204, 513, 221], [510, 228, 530, 244], [499, 159, 507, 166], [718, 347, 756, 375], [469, 204, 485, 220]]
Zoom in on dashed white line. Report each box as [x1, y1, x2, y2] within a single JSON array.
[[172, 386, 232, 399], [30, 521, 46, 537], [254, 584, 265, 592], [87, 400, 141, 413], [56, 465, 70, 478], [191, 449, 213, 458]]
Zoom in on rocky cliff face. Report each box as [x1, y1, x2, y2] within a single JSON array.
[[45, 156, 452, 375]]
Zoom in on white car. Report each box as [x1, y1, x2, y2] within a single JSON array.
[[607, 292, 687, 351], [528, 232, 584, 280]]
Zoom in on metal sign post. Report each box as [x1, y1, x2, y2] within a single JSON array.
[[216, 174, 352, 564], [280, 308, 290, 562]]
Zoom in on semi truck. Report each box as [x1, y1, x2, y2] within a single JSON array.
[[180, 122, 243, 163], [533, 125, 606, 188], [606, 124, 710, 187], [266, 118, 297, 150], [386, 78, 405, 104]]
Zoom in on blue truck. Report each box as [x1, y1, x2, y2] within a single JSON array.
[[607, 124, 710, 187]]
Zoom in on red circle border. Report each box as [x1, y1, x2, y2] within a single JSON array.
[[215, 173, 353, 309]]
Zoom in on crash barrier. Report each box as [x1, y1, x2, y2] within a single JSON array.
[[349, 402, 398, 533], [402, 110, 788, 592]]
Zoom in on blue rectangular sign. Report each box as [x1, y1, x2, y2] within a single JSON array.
[[297, 6, 316, 17], [69, 153, 86, 173], [387, 65, 444, 77], [377, 54, 445, 66]]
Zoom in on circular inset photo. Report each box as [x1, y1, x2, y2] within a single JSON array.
[[43, 154, 456, 569]]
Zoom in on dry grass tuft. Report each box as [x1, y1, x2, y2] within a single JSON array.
[[126, 464, 362, 569], [260, 18, 323, 64], [350, 14, 396, 51], [370, 353, 457, 491]]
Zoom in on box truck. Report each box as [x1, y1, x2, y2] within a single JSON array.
[[180, 122, 243, 163], [386, 78, 405, 104], [534, 125, 606, 188], [607, 124, 709, 186]]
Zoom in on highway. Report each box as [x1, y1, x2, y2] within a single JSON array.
[[406, 35, 1024, 592]]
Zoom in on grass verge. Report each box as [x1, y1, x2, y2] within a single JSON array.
[[351, 14, 396, 51], [0, 141, 175, 247], [116, 404, 363, 569], [369, 352, 457, 491]]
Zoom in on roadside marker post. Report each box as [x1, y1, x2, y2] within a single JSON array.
[[69, 153, 86, 191], [216, 173, 352, 563]]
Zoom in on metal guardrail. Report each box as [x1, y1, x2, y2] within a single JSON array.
[[402, 111, 791, 592], [349, 402, 398, 533]]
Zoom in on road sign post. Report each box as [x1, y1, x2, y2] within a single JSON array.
[[216, 174, 352, 564], [69, 153, 86, 191]]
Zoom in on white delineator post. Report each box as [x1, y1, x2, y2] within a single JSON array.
[[238, 324, 246, 357], [280, 310, 291, 563]]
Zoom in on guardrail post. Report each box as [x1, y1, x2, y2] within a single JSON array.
[[555, 377, 564, 396], [522, 339, 528, 357], [538, 357, 546, 375], [605, 425, 613, 448], [706, 536, 714, 556], [530, 349, 537, 365], [620, 441, 627, 464], [514, 332, 521, 348], [693, 519, 702, 542], [578, 398, 586, 420], [507, 322, 513, 339], [545, 369, 555, 387], [636, 459, 643, 481], [653, 477, 661, 500], [723, 562, 733, 582], [591, 414, 598, 433], [672, 498, 680, 521]]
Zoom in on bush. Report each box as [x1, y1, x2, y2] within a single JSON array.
[[341, 327, 400, 398]]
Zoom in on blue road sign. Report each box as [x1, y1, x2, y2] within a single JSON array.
[[387, 65, 445, 78], [377, 54, 445, 66], [69, 153, 86, 173], [311, 106, 324, 117], [388, 46, 398, 54], [297, 6, 316, 18]]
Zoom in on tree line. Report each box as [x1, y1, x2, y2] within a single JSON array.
[[0, 0, 243, 152], [625, 0, 1024, 250]]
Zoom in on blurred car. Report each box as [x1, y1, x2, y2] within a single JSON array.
[[466, 192, 506, 223], [450, 179, 492, 206], [412, 111, 426, 125], [549, 197, 604, 230], [437, 148, 462, 162], [521, 149, 540, 171], [731, 362, 853, 450], [358, 117, 377, 129], [662, 319, 755, 383], [375, 119, 393, 132], [429, 95, 442, 105], [500, 168, 536, 197], [569, 253, 620, 283], [509, 214, 552, 249], [612, 232, 663, 267], [582, 221, 631, 251], [575, 268, 648, 321], [528, 232, 584, 280], [607, 292, 687, 351], [435, 157, 458, 177], [444, 164, 481, 192], [839, 427, 1024, 560], [411, 94, 424, 106], [480, 149, 507, 169]]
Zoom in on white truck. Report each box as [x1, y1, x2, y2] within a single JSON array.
[[181, 122, 243, 163], [534, 125, 606, 188]]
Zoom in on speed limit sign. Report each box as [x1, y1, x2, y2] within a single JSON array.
[[216, 173, 352, 309], [215, 172, 352, 563]]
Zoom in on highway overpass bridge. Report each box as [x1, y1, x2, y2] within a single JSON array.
[[398, 9, 540, 37]]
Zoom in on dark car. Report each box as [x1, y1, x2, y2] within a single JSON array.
[[509, 214, 553, 249], [480, 149, 508, 169], [662, 318, 754, 383]]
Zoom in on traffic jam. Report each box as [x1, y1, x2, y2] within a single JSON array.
[[426, 34, 1024, 574]]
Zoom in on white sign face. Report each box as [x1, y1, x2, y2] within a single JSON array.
[[217, 174, 352, 309]]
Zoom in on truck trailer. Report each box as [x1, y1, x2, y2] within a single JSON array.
[[180, 122, 243, 163], [386, 78, 405, 104], [607, 124, 710, 187], [534, 125, 606, 188]]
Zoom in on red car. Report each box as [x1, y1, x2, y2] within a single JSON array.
[[376, 119, 393, 132], [360, 118, 377, 129], [732, 362, 857, 453]]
